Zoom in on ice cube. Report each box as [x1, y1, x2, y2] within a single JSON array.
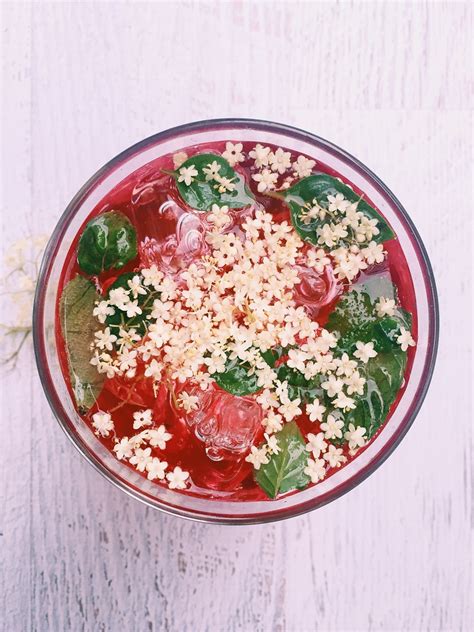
[[172, 382, 263, 461], [293, 264, 340, 318]]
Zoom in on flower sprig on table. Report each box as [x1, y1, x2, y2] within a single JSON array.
[[1, 235, 48, 367]]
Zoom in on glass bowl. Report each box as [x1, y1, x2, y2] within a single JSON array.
[[33, 119, 439, 524]]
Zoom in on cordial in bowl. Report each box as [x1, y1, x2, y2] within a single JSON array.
[[34, 120, 438, 523]]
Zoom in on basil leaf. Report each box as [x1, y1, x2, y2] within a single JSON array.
[[214, 356, 260, 396], [105, 272, 158, 339], [173, 153, 254, 211], [77, 211, 137, 275], [345, 348, 407, 438], [60, 275, 105, 413], [254, 422, 310, 499], [283, 174, 394, 246], [276, 364, 324, 404]]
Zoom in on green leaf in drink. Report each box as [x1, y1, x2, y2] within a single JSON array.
[[77, 210, 137, 275], [171, 153, 255, 211], [254, 422, 310, 499], [59, 275, 105, 412]]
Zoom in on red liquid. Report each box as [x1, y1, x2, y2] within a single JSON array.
[[56, 141, 417, 501]]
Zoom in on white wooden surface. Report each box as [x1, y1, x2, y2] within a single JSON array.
[[1, 2, 472, 631]]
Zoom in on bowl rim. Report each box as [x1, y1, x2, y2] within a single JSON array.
[[33, 117, 439, 524]]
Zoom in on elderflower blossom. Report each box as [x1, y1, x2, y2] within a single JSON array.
[[354, 341, 377, 364], [146, 457, 168, 481], [397, 327, 416, 351], [344, 424, 367, 450], [376, 297, 396, 317], [178, 165, 198, 186], [91, 411, 114, 437], [324, 445, 347, 468], [292, 155, 316, 178], [304, 458, 326, 483], [249, 144, 271, 168], [133, 409, 153, 430], [320, 414, 344, 440], [222, 142, 245, 167], [245, 445, 269, 470], [252, 169, 278, 193], [166, 466, 190, 489]]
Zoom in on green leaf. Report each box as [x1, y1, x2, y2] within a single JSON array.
[[105, 272, 158, 339], [173, 153, 255, 211], [214, 356, 260, 396], [254, 422, 310, 499], [77, 211, 137, 275], [325, 271, 411, 439], [60, 275, 105, 413], [283, 173, 394, 246], [346, 348, 407, 438], [276, 364, 324, 404]]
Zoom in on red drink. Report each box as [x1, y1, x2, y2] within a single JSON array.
[[56, 139, 417, 502]]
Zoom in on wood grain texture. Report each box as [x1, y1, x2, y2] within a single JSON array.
[[1, 1, 472, 631]]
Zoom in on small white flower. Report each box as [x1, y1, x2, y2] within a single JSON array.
[[324, 444, 347, 468], [278, 397, 302, 422], [304, 457, 326, 483], [113, 437, 133, 460], [335, 353, 358, 378], [269, 147, 292, 174], [166, 466, 190, 489], [249, 144, 271, 168], [124, 300, 142, 318], [397, 327, 416, 351], [93, 300, 115, 324], [222, 142, 245, 167], [305, 432, 328, 458], [141, 265, 163, 289], [92, 411, 114, 437], [146, 457, 168, 481], [130, 447, 153, 472], [178, 164, 198, 186], [127, 275, 147, 299], [133, 409, 153, 430], [108, 287, 130, 310], [262, 411, 284, 434], [333, 391, 356, 410], [252, 169, 278, 193], [344, 423, 367, 450], [245, 445, 270, 470], [327, 193, 350, 213], [321, 375, 344, 398], [306, 399, 326, 422], [177, 391, 200, 413], [362, 241, 385, 265], [147, 425, 172, 449], [320, 414, 344, 440], [292, 155, 316, 178], [202, 161, 222, 181], [117, 327, 141, 348], [345, 371, 366, 396], [376, 297, 397, 318], [353, 341, 377, 364], [94, 327, 117, 351], [144, 359, 162, 381], [264, 433, 280, 455]]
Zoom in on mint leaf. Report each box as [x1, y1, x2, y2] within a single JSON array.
[[60, 276, 105, 412], [77, 211, 137, 275], [325, 272, 411, 439], [254, 422, 310, 499], [283, 174, 394, 246], [346, 348, 407, 438], [173, 153, 254, 211], [105, 272, 158, 340]]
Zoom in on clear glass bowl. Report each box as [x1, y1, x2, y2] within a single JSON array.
[[33, 119, 439, 524]]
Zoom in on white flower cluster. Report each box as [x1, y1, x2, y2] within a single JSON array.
[[1, 235, 49, 366], [178, 158, 237, 194], [93, 408, 190, 489], [247, 144, 316, 192]]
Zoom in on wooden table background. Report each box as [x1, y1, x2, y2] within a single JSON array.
[[1, 2, 472, 631]]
